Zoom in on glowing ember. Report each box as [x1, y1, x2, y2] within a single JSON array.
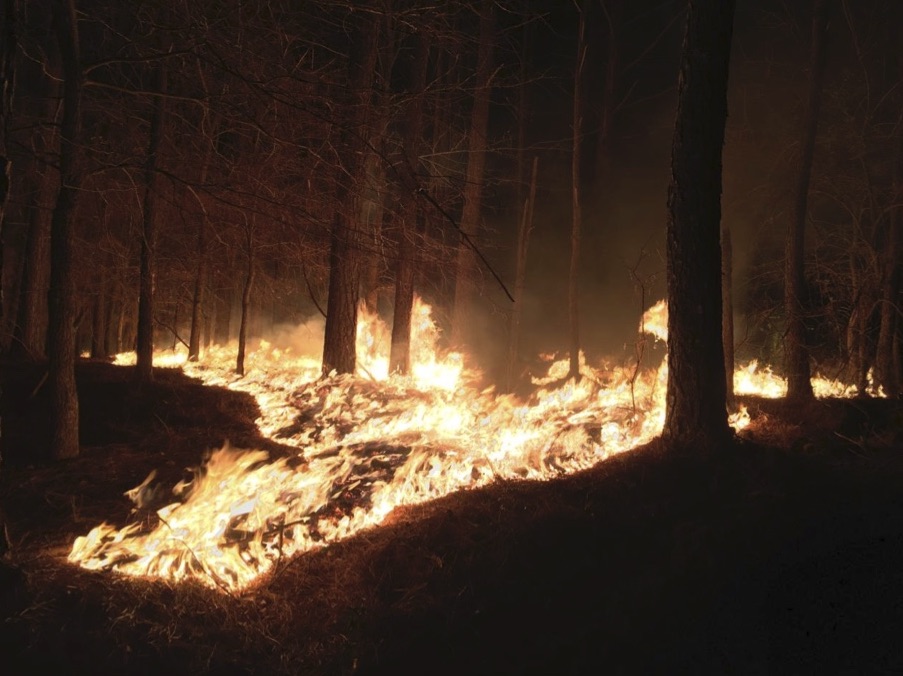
[[70, 298, 868, 591]]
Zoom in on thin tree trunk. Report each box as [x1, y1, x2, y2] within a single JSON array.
[[188, 167, 209, 362], [506, 155, 538, 392], [136, 67, 167, 383], [722, 226, 735, 404], [0, 0, 17, 555], [662, 0, 735, 451], [784, 0, 830, 402], [390, 32, 429, 375], [47, 0, 81, 460], [236, 221, 254, 376], [450, 0, 495, 347], [876, 135, 901, 397], [568, 2, 587, 381], [90, 289, 106, 358]]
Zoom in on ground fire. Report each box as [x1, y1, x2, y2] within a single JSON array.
[[68, 299, 872, 592]]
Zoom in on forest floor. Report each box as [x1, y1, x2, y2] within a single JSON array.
[[1, 360, 903, 675]]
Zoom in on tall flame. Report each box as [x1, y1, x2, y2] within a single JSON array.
[[69, 298, 870, 591]]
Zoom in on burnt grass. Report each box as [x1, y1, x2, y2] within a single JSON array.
[[1, 361, 903, 675]]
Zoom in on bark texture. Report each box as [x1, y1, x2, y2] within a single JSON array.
[[662, 0, 735, 451], [47, 0, 81, 460]]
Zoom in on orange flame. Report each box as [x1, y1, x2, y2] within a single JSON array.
[[70, 298, 869, 591]]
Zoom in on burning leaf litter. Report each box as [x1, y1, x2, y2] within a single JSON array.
[[69, 299, 868, 591]]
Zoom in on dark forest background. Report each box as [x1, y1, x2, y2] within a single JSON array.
[[1, 0, 900, 387]]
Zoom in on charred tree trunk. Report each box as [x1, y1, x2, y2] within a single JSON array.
[[568, 2, 587, 381], [90, 288, 106, 359], [136, 67, 167, 383], [236, 220, 254, 376], [784, 0, 829, 403], [450, 0, 495, 347], [47, 0, 81, 460], [505, 156, 538, 392], [722, 226, 735, 404], [389, 32, 429, 375], [187, 203, 207, 362], [662, 0, 735, 451], [322, 10, 380, 377]]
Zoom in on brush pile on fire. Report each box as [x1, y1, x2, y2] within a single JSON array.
[[67, 299, 870, 592]]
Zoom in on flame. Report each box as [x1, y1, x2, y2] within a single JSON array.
[[71, 298, 871, 591]]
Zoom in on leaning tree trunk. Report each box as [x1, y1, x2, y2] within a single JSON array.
[[322, 9, 381, 376], [568, 1, 587, 381], [662, 0, 735, 451], [784, 0, 829, 403], [389, 31, 429, 375], [450, 0, 494, 347], [47, 0, 81, 460], [187, 163, 209, 362]]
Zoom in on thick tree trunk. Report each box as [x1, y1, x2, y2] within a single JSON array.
[[505, 156, 538, 392], [568, 2, 587, 381], [136, 67, 167, 382], [722, 226, 735, 404], [322, 10, 380, 376], [389, 32, 429, 376], [662, 0, 735, 451], [450, 1, 494, 347], [784, 0, 829, 403], [47, 0, 81, 460]]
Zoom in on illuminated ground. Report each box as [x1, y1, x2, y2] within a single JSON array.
[[1, 360, 902, 675]]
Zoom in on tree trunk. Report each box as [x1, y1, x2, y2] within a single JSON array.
[[188, 170, 209, 362], [0, 0, 17, 556], [47, 0, 81, 460], [322, 9, 380, 376], [450, 0, 495, 347], [236, 221, 254, 376], [662, 0, 735, 451], [90, 288, 107, 359], [875, 136, 901, 397], [568, 2, 587, 381], [506, 156, 538, 392], [784, 0, 830, 403], [389, 32, 429, 376], [136, 67, 167, 383], [722, 226, 735, 404]]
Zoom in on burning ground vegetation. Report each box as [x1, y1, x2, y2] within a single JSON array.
[[2, 298, 903, 675]]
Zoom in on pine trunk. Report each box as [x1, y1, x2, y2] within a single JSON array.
[[47, 0, 81, 460], [322, 10, 380, 376], [236, 224, 254, 376], [662, 0, 735, 451], [722, 226, 735, 404], [450, 1, 494, 347], [136, 67, 167, 383], [784, 0, 829, 402], [568, 2, 587, 381], [389, 32, 429, 375]]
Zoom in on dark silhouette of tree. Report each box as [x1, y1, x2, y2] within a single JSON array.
[[450, 0, 495, 348], [662, 0, 735, 451], [784, 0, 830, 403], [135, 66, 167, 383], [47, 0, 81, 460], [0, 0, 18, 556], [568, 0, 588, 381], [389, 31, 429, 376], [322, 8, 381, 376]]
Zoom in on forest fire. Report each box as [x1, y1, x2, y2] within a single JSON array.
[[68, 300, 865, 591]]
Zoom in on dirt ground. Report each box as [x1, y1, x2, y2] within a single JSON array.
[[1, 360, 902, 675]]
